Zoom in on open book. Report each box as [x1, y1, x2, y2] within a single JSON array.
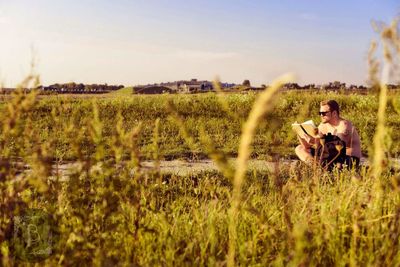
[[292, 120, 319, 139]]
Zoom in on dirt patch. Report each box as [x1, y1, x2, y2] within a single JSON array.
[[13, 156, 397, 181]]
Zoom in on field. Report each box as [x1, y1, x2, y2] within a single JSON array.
[[1, 86, 400, 266], [1, 90, 400, 161]]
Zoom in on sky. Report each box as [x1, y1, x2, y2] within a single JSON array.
[[0, 0, 398, 87]]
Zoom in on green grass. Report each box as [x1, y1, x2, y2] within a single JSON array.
[[1, 89, 400, 266], [108, 86, 133, 96], [1, 91, 399, 161]]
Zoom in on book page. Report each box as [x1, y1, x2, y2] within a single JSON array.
[[291, 120, 318, 138]]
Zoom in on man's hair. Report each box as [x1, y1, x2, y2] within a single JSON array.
[[320, 100, 340, 115]]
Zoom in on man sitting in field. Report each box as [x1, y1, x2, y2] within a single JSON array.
[[295, 100, 362, 169]]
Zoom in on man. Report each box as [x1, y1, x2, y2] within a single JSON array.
[[295, 100, 362, 169]]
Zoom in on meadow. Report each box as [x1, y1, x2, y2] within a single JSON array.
[[1, 85, 400, 266], [1, 90, 399, 162]]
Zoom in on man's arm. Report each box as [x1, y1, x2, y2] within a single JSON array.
[[297, 135, 312, 148], [297, 133, 320, 149], [347, 123, 362, 158], [338, 120, 362, 158]]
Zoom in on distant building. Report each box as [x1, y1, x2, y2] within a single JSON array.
[[220, 82, 236, 88], [182, 79, 213, 93]]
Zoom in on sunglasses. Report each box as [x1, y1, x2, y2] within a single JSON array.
[[319, 111, 331, 116]]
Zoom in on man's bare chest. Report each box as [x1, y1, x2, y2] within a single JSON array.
[[323, 122, 351, 142]]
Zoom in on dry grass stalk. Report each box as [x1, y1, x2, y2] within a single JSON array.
[[212, 78, 239, 121], [367, 41, 380, 90], [370, 20, 399, 181], [199, 127, 235, 180], [152, 118, 161, 174], [166, 100, 200, 154], [227, 73, 293, 267]]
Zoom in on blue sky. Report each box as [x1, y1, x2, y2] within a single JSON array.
[[0, 0, 398, 87]]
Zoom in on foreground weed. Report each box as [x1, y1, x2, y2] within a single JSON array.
[[227, 74, 293, 267]]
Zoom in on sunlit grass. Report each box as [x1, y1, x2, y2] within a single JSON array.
[[1, 86, 400, 266], [108, 86, 133, 96]]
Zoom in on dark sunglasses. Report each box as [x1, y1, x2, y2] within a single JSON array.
[[319, 111, 331, 116]]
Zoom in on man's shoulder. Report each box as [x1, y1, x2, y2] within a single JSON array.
[[340, 119, 353, 128], [339, 119, 354, 135]]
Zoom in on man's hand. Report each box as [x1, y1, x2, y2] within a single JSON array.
[[298, 135, 314, 148]]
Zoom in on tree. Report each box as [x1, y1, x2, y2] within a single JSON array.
[[77, 83, 85, 91], [242, 79, 251, 87]]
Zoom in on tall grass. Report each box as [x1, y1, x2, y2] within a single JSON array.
[[1, 92, 400, 161], [227, 74, 293, 267]]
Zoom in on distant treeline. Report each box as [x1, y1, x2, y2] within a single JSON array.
[[38, 82, 125, 94], [281, 82, 400, 91], [1, 81, 399, 95]]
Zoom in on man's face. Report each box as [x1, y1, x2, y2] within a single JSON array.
[[319, 104, 332, 123]]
